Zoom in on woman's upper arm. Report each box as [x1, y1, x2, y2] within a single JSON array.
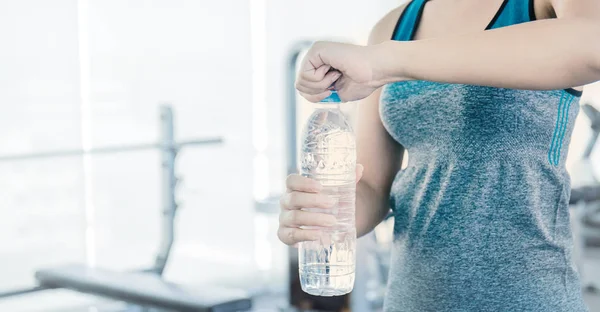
[[547, 0, 600, 90], [356, 7, 406, 196], [550, 0, 600, 19], [356, 89, 404, 196]]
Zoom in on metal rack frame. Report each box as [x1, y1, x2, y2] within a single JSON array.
[[0, 105, 223, 299]]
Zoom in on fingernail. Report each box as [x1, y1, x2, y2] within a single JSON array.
[[332, 72, 341, 80], [313, 182, 323, 191]]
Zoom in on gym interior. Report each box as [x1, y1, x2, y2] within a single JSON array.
[[0, 1, 599, 311]]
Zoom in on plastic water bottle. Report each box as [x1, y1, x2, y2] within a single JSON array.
[[298, 90, 357, 296]]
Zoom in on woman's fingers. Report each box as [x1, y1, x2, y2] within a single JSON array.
[[295, 41, 380, 103], [298, 90, 333, 103], [286, 174, 322, 193], [277, 227, 321, 246], [280, 191, 336, 210], [278, 169, 370, 246], [299, 63, 331, 82], [296, 70, 341, 95], [279, 209, 336, 228]]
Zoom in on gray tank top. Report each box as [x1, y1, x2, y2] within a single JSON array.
[[379, 0, 588, 311]]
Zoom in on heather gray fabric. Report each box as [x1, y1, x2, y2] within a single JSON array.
[[378, 1, 588, 310]]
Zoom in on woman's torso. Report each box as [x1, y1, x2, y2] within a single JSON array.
[[379, 0, 588, 311]]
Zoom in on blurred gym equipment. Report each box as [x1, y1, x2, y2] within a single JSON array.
[[571, 104, 600, 206], [0, 106, 252, 312], [571, 103, 600, 293]]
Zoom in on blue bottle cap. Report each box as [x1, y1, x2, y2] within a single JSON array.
[[320, 90, 341, 103]]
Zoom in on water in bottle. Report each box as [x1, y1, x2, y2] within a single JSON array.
[[298, 91, 357, 296]]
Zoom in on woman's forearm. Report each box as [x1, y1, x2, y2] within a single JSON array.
[[356, 181, 390, 237], [373, 18, 600, 90]]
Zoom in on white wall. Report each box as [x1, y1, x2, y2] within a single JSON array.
[[0, 0, 85, 291]]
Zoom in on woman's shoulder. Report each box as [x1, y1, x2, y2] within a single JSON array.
[[368, 3, 410, 45]]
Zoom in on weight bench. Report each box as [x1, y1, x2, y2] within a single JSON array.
[[571, 185, 600, 205], [35, 264, 251, 312], [0, 106, 252, 311]]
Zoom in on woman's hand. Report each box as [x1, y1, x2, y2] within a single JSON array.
[[278, 165, 364, 246], [295, 41, 388, 103]]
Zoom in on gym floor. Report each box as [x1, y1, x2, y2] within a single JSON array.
[[3, 249, 599, 312], [583, 248, 600, 311], [587, 294, 600, 312], [39, 291, 600, 312]]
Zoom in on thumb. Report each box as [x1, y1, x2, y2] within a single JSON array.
[[356, 164, 364, 183]]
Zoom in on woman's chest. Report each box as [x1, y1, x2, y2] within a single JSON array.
[[411, 0, 553, 40], [378, 81, 565, 148], [413, 0, 507, 39]]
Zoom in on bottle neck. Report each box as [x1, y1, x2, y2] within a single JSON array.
[[313, 103, 341, 110]]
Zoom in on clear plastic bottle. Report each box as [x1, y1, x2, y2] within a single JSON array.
[[298, 91, 357, 296]]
